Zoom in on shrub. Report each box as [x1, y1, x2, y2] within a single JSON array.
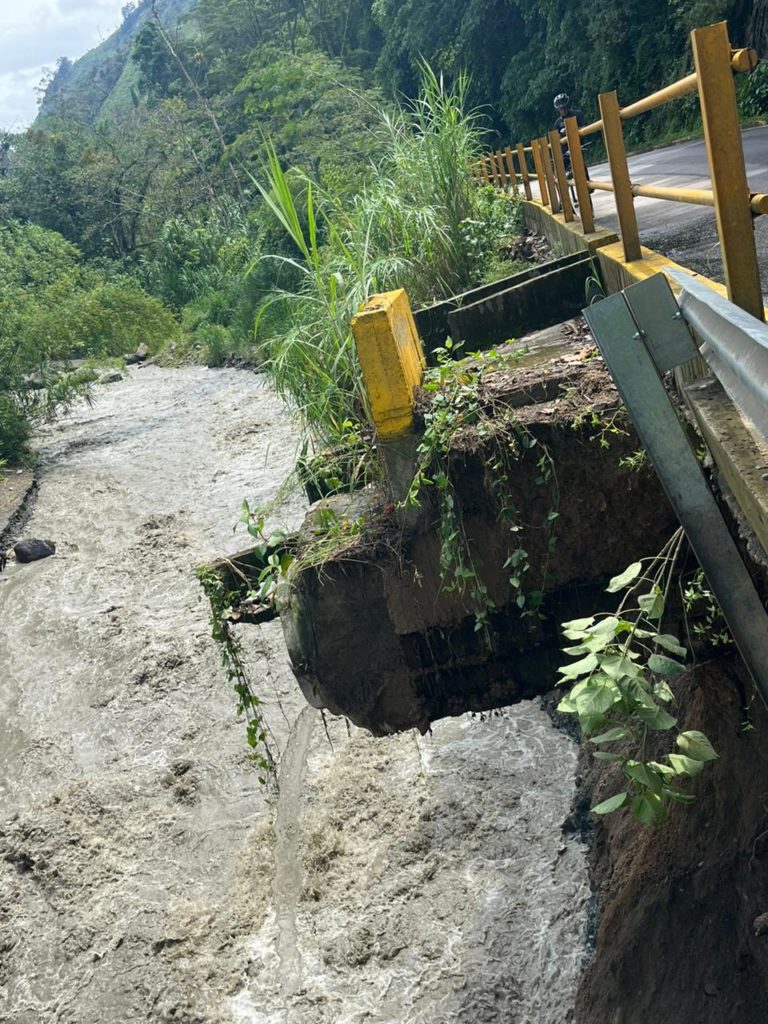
[[44, 282, 180, 358], [0, 220, 179, 460]]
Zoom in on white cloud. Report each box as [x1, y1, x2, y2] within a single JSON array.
[[0, 0, 127, 130]]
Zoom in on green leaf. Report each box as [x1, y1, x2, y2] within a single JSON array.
[[572, 677, 621, 716], [562, 616, 595, 636], [653, 680, 675, 704], [631, 792, 666, 826], [635, 704, 678, 730], [580, 712, 609, 734], [593, 751, 624, 762], [589, 615, 621, 636], [663, 786, 696, 804], [638, 588, 665, 619], [676, 731, 718, 762], [624, 760, 662, 792], [606, 561, 643, 593], [592, 792, 629, 815], [563, 643, 590, 656], [590, 726, 630, 744], [558, 653, 599, 680], [600, 653, 642, 681], [654, 634, 687, 657], [669, 753, 706, 777], [648, 653, 686, 677]]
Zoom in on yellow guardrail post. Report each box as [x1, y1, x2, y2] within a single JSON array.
[[495, 149, 507, 188], [351, 289, 425, 503], [539, 136, 561, 214], [598, 89, 641, 261], [516, 142, 533, 201], [548, 129, 574, 222], [531, 139, 549, 206], [692, 21, 764, 321], [564, 115, 595, 233], [489, 150, 503, 188], [504, 145, 519, 195], [498, 148, 508, 188]]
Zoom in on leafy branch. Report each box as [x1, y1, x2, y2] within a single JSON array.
[[557, 528, 718, 827], [197, 564, 275, 781]]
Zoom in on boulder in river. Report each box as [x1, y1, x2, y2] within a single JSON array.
[[14, 538, 56, 562], [99, 370, 123, 384]]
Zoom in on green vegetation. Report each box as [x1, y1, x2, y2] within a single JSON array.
[[2, 0, 760, 788], [251, 67, 521, 448], [406, 342, 557, 629], [197, 564, 275, 778], [557, 530, 719, 827], [0, 221, 177, 462], [2, 0, 761, 453]]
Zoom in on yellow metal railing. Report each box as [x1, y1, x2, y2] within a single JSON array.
[[478, 22, 764, 321]]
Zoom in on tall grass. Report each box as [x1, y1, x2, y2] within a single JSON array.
[[252, 64, 516, 449], [249, 143, 369, 444]]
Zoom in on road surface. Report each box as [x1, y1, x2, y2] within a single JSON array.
[[583, 124, 768, 291]]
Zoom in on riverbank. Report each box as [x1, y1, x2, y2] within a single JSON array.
[[0, 466, 35, 550]]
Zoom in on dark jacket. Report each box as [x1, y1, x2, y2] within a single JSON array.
[[554, 108, 586, 134]]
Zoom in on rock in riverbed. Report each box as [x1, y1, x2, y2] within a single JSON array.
[[99, 370, 123, 384], [124, 344, 149, 365], [14, 538, 56, 562]]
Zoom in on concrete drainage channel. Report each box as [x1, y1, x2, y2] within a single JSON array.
[[414, 251, 597, 361]]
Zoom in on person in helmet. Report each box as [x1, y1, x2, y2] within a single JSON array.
[[553, 93, 589, 185], [553, 93, 586, 134]]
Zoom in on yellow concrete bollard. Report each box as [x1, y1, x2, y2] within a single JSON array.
[[351, 289, 425, 502]]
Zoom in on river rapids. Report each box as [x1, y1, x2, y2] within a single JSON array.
[[0, 365, 589, 1023]]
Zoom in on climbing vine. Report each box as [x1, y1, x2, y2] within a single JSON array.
[[405, 342, 559, 628], [197, 565, 275, 781], [557, 528, 718, 827]]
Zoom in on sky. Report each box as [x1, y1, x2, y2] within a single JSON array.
[[0, 0, 127, 131]]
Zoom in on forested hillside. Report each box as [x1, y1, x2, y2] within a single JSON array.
[[1, 0, 767, 462]]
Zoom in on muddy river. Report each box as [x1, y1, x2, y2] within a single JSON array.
[[0, 365, 589, 1023]]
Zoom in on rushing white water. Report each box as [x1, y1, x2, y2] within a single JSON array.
[[0, 365, 589, 1024]]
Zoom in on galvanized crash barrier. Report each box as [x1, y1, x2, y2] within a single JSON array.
[[584, 273, 768, 705], [666, 268, 768, 445]]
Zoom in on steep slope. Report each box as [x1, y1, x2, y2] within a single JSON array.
[[37, 0, 196, 124]]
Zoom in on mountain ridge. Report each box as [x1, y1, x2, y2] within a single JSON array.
[[37, 0, 197, 125]]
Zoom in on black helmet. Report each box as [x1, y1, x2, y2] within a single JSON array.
[[554, 93, 570, 109]]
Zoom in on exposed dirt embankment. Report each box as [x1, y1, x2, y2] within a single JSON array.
[[281, 332, 678, 734], [576, 657, 768, 1024]]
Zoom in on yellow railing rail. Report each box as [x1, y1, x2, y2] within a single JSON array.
[[478, 21, 764, 321]]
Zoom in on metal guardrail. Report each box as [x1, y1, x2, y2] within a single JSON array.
[[667, 268, 768, 445], [584, 273, 768, 703], [478, 21, 765, 322]]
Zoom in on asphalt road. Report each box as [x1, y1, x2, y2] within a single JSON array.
[[583, 124, 768, 292]]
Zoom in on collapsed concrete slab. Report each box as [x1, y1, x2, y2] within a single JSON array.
[[278, 338, 678, 735]]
